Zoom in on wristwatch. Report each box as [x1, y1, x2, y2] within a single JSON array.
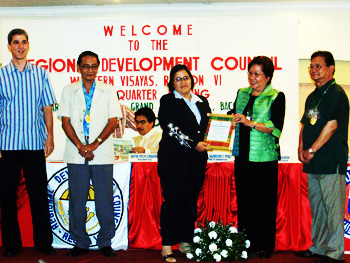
[[97, 137, 102, 144], [253, 121, 257, 129], [308, 148, 315, 155]]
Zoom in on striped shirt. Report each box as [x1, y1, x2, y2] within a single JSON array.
[[0, 61, 56, 150]]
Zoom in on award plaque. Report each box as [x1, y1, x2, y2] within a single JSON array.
[[204, 113, 235, 151]]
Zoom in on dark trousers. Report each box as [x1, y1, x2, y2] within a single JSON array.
[[234, 158, 278, 252], [67, 163, 115, 249], [159, 162, 206, 246], [0, 150, 53, 252]]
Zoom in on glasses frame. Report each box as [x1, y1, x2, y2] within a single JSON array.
[[247, 71, 265, 77], [174, 76, 190, 82], [308, 64, 324, 71], [80, 64, 99, 71], [135, 120, 149, 125]]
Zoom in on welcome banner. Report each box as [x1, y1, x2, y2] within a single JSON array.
[[2, 15, 299, 162]]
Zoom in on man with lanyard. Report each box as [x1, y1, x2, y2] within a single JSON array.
[[296, 51, 349, 263], [0, 28, 57, 257], [57, 51, 122, 257]]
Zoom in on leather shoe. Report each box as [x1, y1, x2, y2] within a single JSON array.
[[37, 246, 57, 255], [4, 250, 19, 257], [258, 251, 271, 259], [99, 246, 116, 257], [295, 249, 320, 258], [315, 257, 345, 263], [66, 246, 89, 257]]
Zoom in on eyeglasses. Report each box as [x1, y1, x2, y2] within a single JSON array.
[[308, 64, 323, 71], [135, 120, 148, 125], [80, 64, 99, 71], [175, 76, 190, 82], [247, 72, 264, 77]]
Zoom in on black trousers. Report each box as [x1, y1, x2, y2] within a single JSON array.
[[234, 158, 278, 252], [158, 162, 206, 246], [0, 150, 53, 252]]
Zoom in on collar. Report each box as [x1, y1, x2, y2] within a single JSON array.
[[9, 60, 32, 73], [242, 84, 274, 97], [314, 79, 335, 95], [142, 128, 157, 140], [82, 80, 96, 94], [174, 90, 203, 104]]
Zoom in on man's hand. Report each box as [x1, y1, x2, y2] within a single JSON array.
[[44, 135, 54, 157], [78, 141, 99, 159], [301, 149, 314, 164], [132, 146, 145, 153]]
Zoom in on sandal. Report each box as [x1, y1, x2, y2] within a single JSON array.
[[162, 253, 176, 262]]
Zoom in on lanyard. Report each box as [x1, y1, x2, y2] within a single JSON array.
[[313, 80, 335, 110]]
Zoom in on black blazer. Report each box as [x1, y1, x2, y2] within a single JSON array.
[[157, 93, 211, 171]]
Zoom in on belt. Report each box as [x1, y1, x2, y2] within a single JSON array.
[[85, 136, 89, 140]]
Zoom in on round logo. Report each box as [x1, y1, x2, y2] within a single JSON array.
[[344, 166, 350, 238], [47, 166, 124, 247]]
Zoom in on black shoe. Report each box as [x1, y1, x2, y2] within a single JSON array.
[[99, 246, 116, 257], [37, 246, 57, 255], [4, 250, 19, 257], [66, 246, 89, 257], [258, 251, 271, 259], [295, 249, 320, 258]]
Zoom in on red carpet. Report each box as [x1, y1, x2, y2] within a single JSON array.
[[0, 248, 349, 263]]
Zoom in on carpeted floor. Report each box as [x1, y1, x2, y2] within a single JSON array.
[[0, 248, 349, 263]]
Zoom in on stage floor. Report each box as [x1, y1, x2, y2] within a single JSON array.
[[0, 248, 349, 263]]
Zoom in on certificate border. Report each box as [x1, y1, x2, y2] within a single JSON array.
[[204, 113, 234, 151]]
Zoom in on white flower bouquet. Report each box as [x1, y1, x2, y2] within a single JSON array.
[[186, 221, 249, 262]]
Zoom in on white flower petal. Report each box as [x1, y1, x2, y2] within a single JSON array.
[[186, 253, 194, 259], [225, 239, 233, 247], [209, 221, 216, 228], [193, 236, 201, 243], [229, 226, 238, 233]]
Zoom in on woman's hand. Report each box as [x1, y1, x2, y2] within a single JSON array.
[[232, 113, 250, 127], [195, 142, 212, 152]]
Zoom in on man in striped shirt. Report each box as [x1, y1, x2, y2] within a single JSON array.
[[0, 29, 57, 257]]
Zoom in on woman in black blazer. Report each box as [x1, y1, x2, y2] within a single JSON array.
[[157, 64, 211, 262]]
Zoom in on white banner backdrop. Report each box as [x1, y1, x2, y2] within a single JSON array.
[[2, 15, 299, 161], [46, 162, 131, 250]]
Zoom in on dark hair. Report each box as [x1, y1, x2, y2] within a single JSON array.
[[248, 56, 274, 86], [311, 50, 335, 75], [8, 28, 28, 44], [77, 51, 100, 66], [135, 107, 156, 128], [167, 64, 195, 92]]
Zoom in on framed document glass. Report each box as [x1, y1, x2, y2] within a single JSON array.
[[204, 114, 234, 151]]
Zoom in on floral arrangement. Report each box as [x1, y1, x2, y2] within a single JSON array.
[[186, 221, 250, 262], [168, 123, 193, 148]]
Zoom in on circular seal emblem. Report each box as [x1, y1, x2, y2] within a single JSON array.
[[344, 166, 350, 238], [47, 166, 124, 247]]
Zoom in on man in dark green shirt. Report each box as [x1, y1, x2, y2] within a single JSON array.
[[296, 51, 349, 263]]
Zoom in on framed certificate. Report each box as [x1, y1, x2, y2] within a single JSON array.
[[204, 114, 234, 151]]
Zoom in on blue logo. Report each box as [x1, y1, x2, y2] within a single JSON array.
[[47, 166, 124, 247], [344, 166, 350, 238]]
